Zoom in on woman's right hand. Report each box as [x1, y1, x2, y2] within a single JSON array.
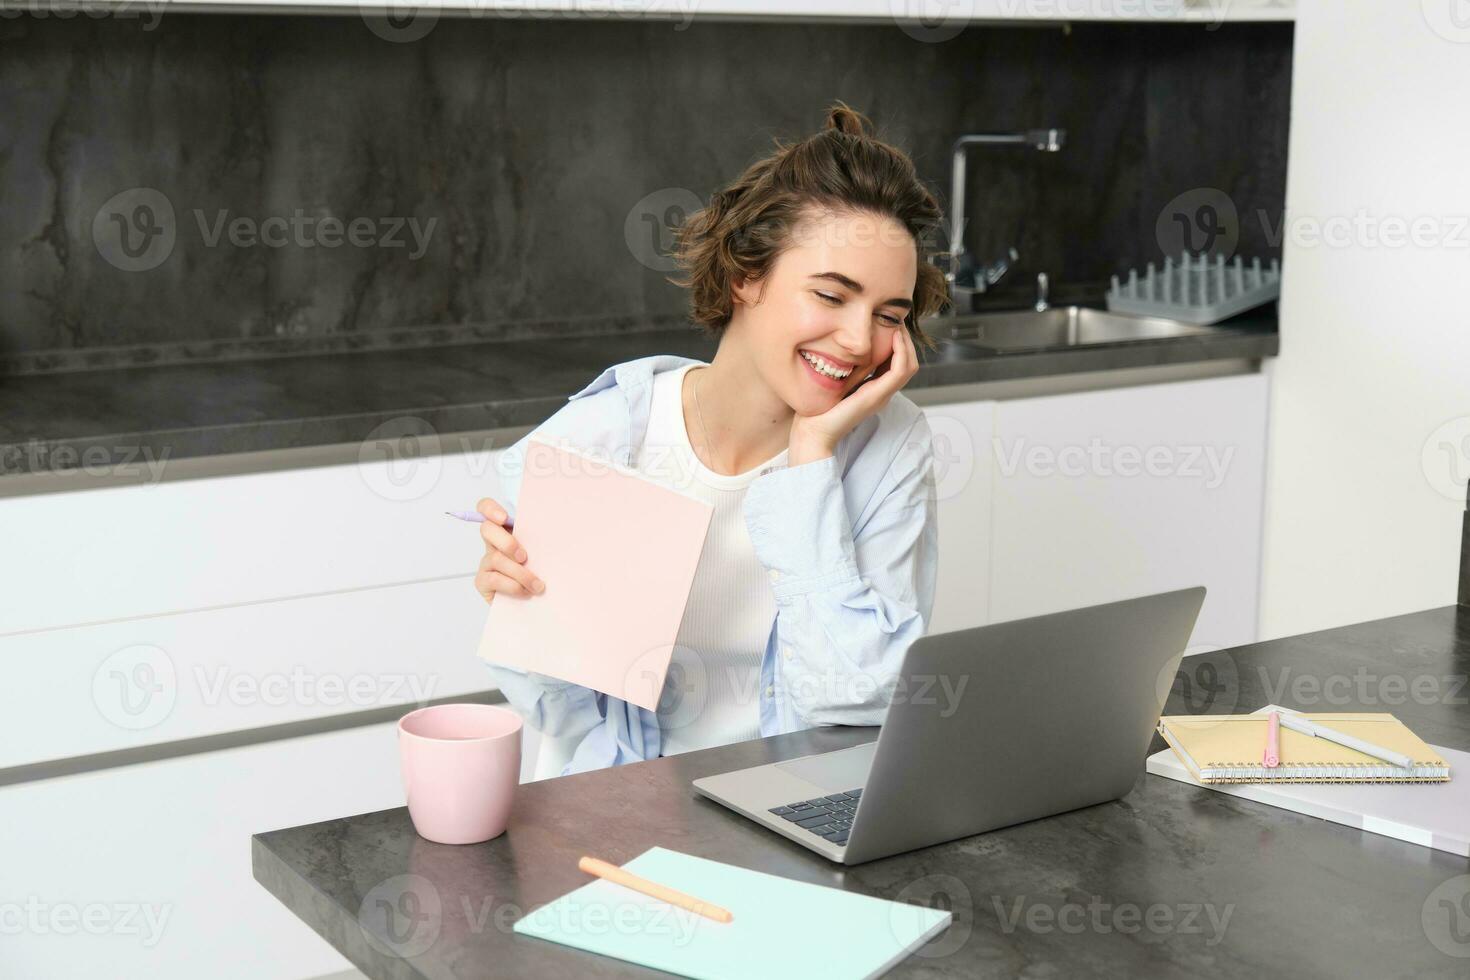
[[472, 496, 546, 605]]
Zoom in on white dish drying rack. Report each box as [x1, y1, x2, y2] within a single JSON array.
[[1107, 252, 1280, 325]]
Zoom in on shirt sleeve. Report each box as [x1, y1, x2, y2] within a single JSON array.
[[742, 411, 938, 727]]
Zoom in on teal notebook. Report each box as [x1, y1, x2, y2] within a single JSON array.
[[513, 847, 951, 980]]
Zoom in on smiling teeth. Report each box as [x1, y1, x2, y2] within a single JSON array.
[[801, 350, 852, 379]]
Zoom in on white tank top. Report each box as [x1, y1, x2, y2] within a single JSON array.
[[638, 363, 787, 755]]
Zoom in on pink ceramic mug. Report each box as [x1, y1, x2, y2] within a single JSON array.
[[398, 703, 522, 845]]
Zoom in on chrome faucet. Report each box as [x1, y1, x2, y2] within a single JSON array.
[[1034, 271, 1050, 313], [936, 129, 1066, 315]]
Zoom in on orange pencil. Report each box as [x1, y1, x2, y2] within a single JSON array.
[[577, 856, 733, 924]]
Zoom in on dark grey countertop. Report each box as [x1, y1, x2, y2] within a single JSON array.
[[253, 604, 1469, 980], [0, 307, 1277, 477]]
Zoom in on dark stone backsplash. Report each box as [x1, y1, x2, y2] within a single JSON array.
[[0, 14, 1291, 369]]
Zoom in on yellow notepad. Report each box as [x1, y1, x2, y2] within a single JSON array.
[[1158, 712, 1450, 784]]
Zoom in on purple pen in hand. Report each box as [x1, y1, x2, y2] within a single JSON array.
[[445, 510, 514, 529]]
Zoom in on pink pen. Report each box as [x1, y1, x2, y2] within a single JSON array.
[[1263, 711, 1281, 768], [445, 510, 514, 529]]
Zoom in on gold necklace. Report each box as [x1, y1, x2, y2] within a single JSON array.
[[691, 366, 716, 469]]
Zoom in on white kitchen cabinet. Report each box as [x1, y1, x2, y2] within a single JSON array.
[[987, 373, 1269, 651], [0, 721, 406, 980], [0, 576, 494, 770], [1, 444, 503, 636], [920, 400, 996, 635]]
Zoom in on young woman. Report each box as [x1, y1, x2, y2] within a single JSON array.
[[475, 103, 949, 778]]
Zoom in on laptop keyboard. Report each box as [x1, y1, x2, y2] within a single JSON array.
[[768, 789, 862, 847]]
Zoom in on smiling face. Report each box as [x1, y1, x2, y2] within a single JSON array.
[[728, 208, 919, 417]]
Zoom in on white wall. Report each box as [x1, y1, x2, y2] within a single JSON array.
[[1259, 0, 1470, 639]]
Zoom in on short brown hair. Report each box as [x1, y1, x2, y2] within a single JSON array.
[[668, 102, 947, 351]]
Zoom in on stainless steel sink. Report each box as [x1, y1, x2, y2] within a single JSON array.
[[926, 306, 1220, 352]]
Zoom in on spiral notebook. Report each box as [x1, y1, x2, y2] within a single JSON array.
[[1149, 706, 1469, 856], [1156, 710, 1450, 784]]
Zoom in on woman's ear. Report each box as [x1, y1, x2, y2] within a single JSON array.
[[730, 273, 764, 310]]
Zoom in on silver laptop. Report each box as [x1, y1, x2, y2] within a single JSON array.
[[693, 587, 1206, 865]]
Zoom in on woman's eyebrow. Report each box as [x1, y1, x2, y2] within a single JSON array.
[[808, 271, 914, 310]]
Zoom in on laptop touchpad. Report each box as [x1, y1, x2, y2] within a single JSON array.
[[775, 742, 877, 793]]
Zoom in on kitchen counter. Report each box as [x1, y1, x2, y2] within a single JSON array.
[[253, 603, 1468, 980], [0, 308, 1277, 478]]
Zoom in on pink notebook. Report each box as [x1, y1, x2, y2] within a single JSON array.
[[477, 437, 713, 711]]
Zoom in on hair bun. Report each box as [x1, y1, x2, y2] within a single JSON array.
[[824, 101, 873, 138]]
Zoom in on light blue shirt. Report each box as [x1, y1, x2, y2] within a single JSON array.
[[483, 354, 938, 776]]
